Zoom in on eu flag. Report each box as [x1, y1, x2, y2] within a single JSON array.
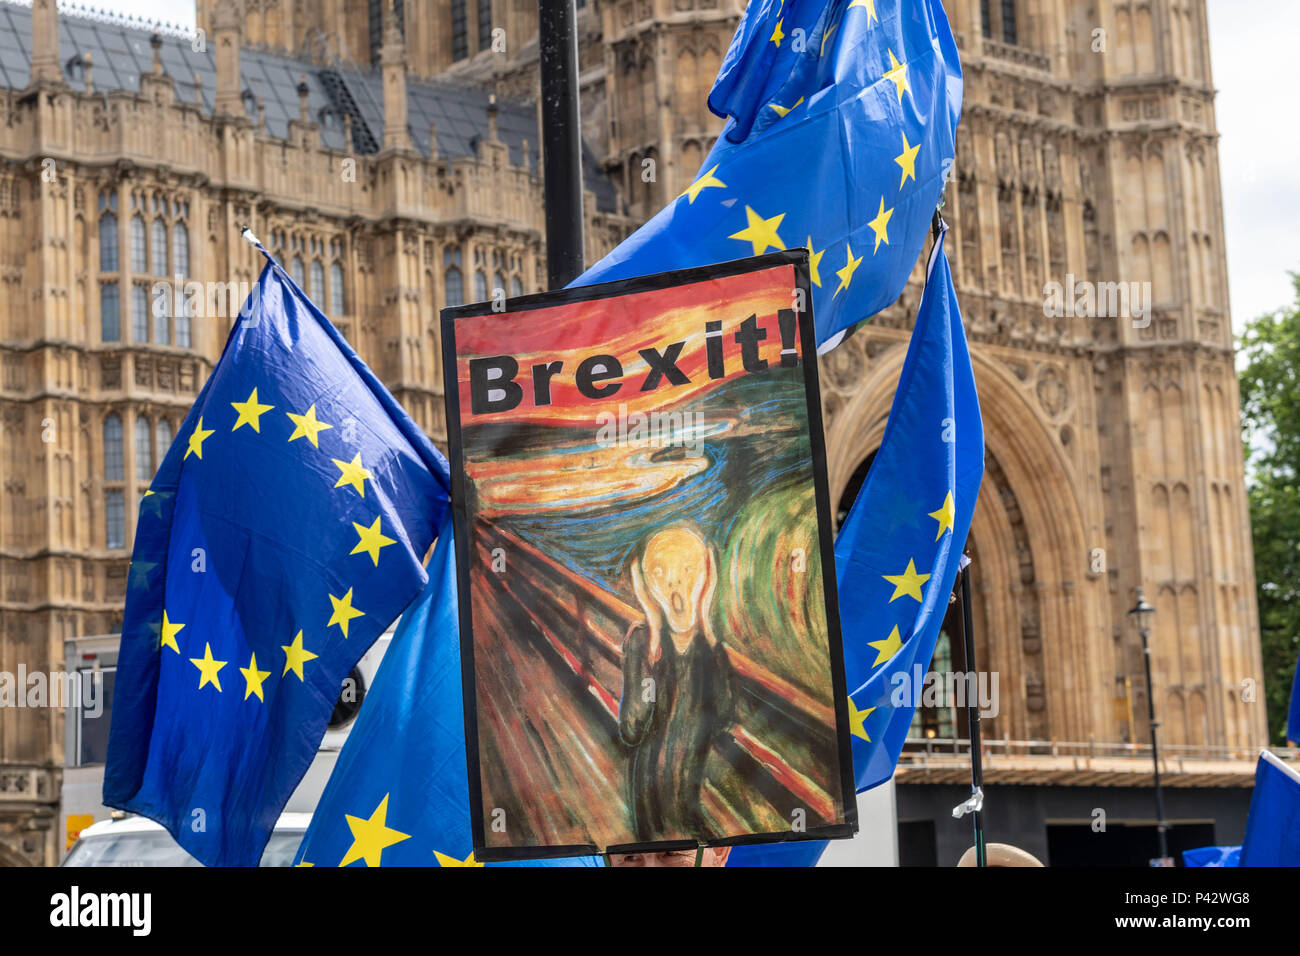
[[573, 0, 962, 348], [1239, 750, 1300, 866], [293, 515, 600, 867], [103, 241, 450, 866], [730, 225, 983, 866]]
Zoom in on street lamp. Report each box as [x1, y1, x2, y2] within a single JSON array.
[[1128, 587, 1170, 865]]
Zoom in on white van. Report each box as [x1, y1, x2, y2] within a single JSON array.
[[62, 812, 312, 867]]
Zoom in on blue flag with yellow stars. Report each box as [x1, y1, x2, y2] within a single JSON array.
[[730, 224, 982, 866], [573, 0, 961, 349], [1240, 750, 1300, 866], [293, 514, 601, 867], [103, 240, 450, 867]]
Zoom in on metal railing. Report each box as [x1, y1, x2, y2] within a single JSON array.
[[901, 735, 1298, 764]]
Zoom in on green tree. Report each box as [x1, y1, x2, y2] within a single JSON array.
[[1239, 272, 1300, 746]]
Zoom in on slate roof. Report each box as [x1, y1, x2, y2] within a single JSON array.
[[0, 0, 622, 213]]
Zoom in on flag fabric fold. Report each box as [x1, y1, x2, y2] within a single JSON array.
[[293, 515, 601, 867], [729, 224, 983, 866], [1239, 749, 1300, 866], [104, 246, 449, 866], [573, 0, 962, 349]]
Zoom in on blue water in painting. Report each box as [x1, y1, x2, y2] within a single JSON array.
[[475, 367, 816, 593]]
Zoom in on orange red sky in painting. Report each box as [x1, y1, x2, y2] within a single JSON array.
[[451, 263, 804, 427]]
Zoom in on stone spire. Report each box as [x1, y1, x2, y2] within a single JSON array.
[[380, 0, 411, 151], [150, 33, 164, 76], [213, 0, 243, 118], [29, 0, 63, 87]]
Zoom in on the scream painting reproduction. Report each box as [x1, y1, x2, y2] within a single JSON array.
[[442, 252, 857, 859]]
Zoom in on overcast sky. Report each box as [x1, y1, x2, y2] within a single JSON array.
[[92, 0, 1297, 331]]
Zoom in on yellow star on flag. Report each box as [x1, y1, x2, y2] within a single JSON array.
[[729, 206, 786, 257], [281, 630, 319, 680], [351, 516, 397, 566], [434, 850, 484, 867], [160, 610, 184, 654], [895, 132, 921, 188], [328, 588, 365, 638], [332, 453, 373, 497], [240, 651, 272, 702], [883, 558, 930, 603], [868, 625, 903, 668], [834, 242, 863, 297], [286, 404, 334, 448], [883, 49, 910, 102], [190, 642, 227, 692], [769, 95, 804, 117], [849, 0, 878, 26], [847, 697, 876, 742], [338, 794, 410, 867], [770, 17, 785, 46], [230, 387, 275, 433], [820, 24, 837, 57], [679, 165, 726, 204], [184, 417, 214, 460], [868, 196, 894, 253], [929, 491, 956, 541], [806, 237, 825, 288]]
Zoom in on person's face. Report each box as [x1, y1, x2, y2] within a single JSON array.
[[608, 847, 732, 867], [642, 528, 709, 634]]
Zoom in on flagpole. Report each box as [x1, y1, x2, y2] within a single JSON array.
[[927, 207, 988, 868], [958, 557, 987, 867], [537, 0, 586, 288]]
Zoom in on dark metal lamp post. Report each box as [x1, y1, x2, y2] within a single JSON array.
[[1128, 587, 1171, 865]]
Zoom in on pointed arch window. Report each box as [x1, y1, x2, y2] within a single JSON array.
[[135, 415, 153, 481], [132, 283, 150, 343], [155, 419, 173, 463], [99, 211, 118, 272], [151, 218, 168, 274], [330, 262, 346, 315], [104, 414, 124, 481], [477, 0, 492, 52], [130, 215, 147, 272], [1001, 0, 1018, 44], [172, 222, 189, 277], [100, 282, 120, 343]]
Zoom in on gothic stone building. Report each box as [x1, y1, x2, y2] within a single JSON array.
[[0, 0, 1266, 866]]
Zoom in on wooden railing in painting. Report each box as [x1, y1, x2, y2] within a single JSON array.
[[472, 517, 843, 826]]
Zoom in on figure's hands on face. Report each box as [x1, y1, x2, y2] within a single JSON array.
[[631, 559, 662, 663]]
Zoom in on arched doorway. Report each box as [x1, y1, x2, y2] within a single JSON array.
[[824, 349, 1101, 745]]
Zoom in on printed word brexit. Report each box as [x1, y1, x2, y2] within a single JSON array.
[[467, 311, 800, 415]]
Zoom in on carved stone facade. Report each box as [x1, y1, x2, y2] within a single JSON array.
[[0, 0, 1264, 865]]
